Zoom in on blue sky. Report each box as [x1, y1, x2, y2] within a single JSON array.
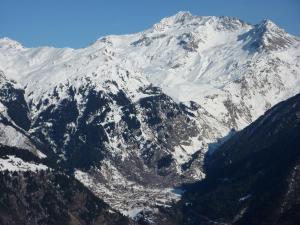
[[1, 0, 299, 48]]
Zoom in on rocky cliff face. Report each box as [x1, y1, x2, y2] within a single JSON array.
[[0, 12, 299, 216]]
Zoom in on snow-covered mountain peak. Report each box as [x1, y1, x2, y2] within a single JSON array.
[[153, 11, 193, 30], [173, 10, 193, 20], [255, 19, 290, 38], [166, 11, 194, 25], [152, 12, 249, 33], [259, 19, 281, 31], [241, 19, 298, 52], [0, 37, 24, 50]]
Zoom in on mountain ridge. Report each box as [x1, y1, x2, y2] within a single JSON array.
[[1, 11, 297, 49], [0, 11, 300, 217]]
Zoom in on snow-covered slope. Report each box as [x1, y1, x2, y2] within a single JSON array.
[[0, 11, 299, 213], [0, 71, 46, 157]]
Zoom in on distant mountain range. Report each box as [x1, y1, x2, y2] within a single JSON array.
[[0, 12, 299, 224]]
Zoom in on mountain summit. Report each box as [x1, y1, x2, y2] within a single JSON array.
[[0, 37, 24, 50], [153, 11, 249, 31]]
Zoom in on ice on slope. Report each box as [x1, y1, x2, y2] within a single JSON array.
[[0, 155, 48, 171]]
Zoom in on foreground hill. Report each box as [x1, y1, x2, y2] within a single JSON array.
[[0, 145, 129, 225], [162, 93, 300, 225]]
